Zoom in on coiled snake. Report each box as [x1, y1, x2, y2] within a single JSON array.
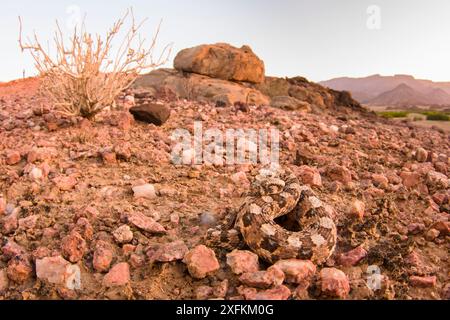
[[205, 167, 337, 264]]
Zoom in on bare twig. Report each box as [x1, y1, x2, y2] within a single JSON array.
[[19, 9, 171, 119]]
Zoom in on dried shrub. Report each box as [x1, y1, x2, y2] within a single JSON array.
[[19, 9, 171, 119]]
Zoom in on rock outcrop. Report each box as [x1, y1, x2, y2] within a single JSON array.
[[174, 43, 265, 84]]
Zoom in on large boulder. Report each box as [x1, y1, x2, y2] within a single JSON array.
[[133, 70, 270, 107], [174, 43, 265, 84]]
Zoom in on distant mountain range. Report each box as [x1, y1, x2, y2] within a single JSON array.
[[320, 74, 450, 107]]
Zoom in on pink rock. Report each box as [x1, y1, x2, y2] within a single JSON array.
[[146, 240, 188, 263], [113, 225, 134, 244], [7, 255, 33, 284], [6, 151, 21, 165], [18, 215, 38, 229], [2, 241, 25, 260], [93, 241, 114, 272], [226, 250, 259, 275], [273, 259, 316, 284], [183, 245, 220, 279], [213, 279, 229, 298], [442, 283, 450, 300], [298, 165, 322, 187], [372, 174, 389, 188], [408, 223, 426, 235], [132, 184, 157, 199], [338, 246, 367, 267], [431, 221, 449, 236], [126, 212, 166, 234], [349, 199, 365, 220], [195, 286, 214, 300], [425, 228, 440, 241], [239, 265, 285, 289], [74, 217, 94, 241], [0, 197, 6, 216], [1, 211, 18, 234], [326, 165, 352, 184], [244, 285, 291, 300], [36, 256, 81, 290], [129, 253, 145, 268], [230, 171, 250, 187], [53, 175, 78, 191], [432, 192, 447, 205], [61, 231, 87, 263], [103, 262, 130, 287], [320, 267, 350, 299], [102, 152, 117, 164], [0, 269, 9, 292], [400, 171, 421, 188], [409, 275, 436, 288], [426, 171, 449, 189]]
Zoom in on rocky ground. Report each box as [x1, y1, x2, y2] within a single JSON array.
[[0, 74, 449, 300]]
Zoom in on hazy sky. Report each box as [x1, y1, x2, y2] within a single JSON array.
[[1, 0, 450, 82]]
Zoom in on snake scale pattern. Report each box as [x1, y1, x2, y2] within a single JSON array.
[[205, 167, 337, 264]]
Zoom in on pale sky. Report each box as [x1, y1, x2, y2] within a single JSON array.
[[1, 0, 450, 82]]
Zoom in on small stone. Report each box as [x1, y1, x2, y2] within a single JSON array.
[[400, 171, 421, 188], [195, 286, 214, 300], [213, 279, 229, 298], [132, 184, 157, 199], [0, 197, 5, 216], [102, 152, 117, 164], [129, 103, 170, 126], [103, 262, 130, 287], [442, 283, 450, 300], [1, 211, 19, 234], [113, 225, 134, 244], [2, 241, 25, 260], [146, 240, 188, 263], [425, 228, 440, 241], [170, 213, 180, 225], [338, 246, 367, 267], [426, 171, 449, 189], [61, 231, 87, 263], [0, 269, 9, 292], [93, 241, 114, 273], [297, 165, 322, 187], [372, 174, 389, 188], [349, 199, 365, 220], [408, 223, 426, 235], [18, 215, 39, 229], [126, 212, 166, 234], [245, 285, 291, 300], [273, 259, 316, 284], [230, 171, 250, 187], [416, 148, 428, 162], [7, 255, 33, 283], [199, 212, 217, 226], [226, 250, 259, 275], [54, 175, 78, 191], [74, 217, 94, 241], [6, 151, 21, 165], [183, 245, 220, 279], [320, 267, 350, 299], [129, 254, 145, 268], [431, 221, 449, 236], [29, 167, 43, 181], [239, 265, 285, 289], [409, 275, 436, 288], [36, 256, 81, 290], [326, 165, 352, 184]]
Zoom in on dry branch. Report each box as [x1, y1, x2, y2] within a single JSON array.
[[19, 8, 171, 119]]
